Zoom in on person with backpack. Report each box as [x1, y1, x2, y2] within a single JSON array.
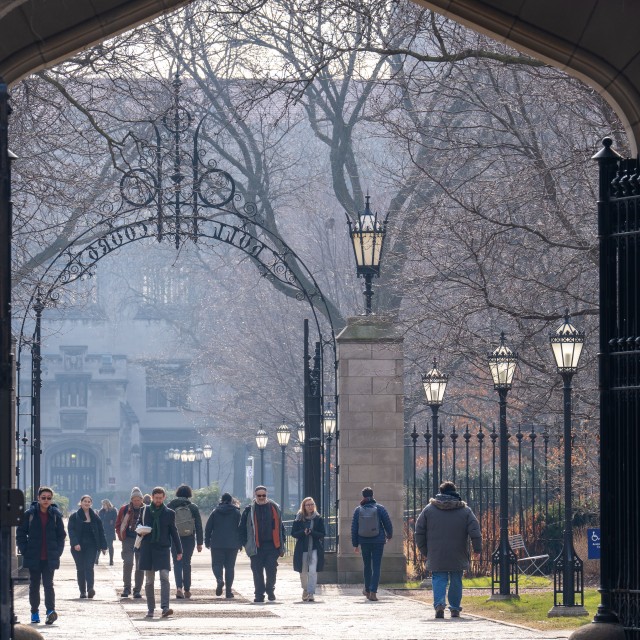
[[414, 480, 482, 619], [115, 487, 145, 598], [16, 486, 66, 625], [291, 497, 325, 602], [350, 486, 393, 601], [168, 484, 203, 599], [204, 493, 241, 598], [136, 486, 183, 618], [68, 495, 108, 598]]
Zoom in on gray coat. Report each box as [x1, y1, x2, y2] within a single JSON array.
[[414, 494, 482, 572]]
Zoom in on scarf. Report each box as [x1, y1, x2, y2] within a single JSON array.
[[148, 503, 163, 543]]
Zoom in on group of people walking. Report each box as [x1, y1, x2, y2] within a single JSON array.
[[17, 479, 482, 624]]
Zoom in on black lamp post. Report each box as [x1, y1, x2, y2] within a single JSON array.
[[549, 312, 587, 615], [180, 449, 188, 483], [323, 408, 336, 518], [256, 428, 268, 486], [294, 444, 302, 505], [421, 358, 448, 493], [276, 423, 291, 508], [488, 332, 519, 599], [164, 449, 172, 486], [203, 444, 212, 487], [347, 195, 388, 315], [297, 422, 305, 503], [195, 447, 203, 489], [171, 448, 181, 485]]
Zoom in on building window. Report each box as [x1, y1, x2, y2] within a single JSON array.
[[145, 364, 188, 409], [60, 377, 88, 407], [141, 265, 190, 305]]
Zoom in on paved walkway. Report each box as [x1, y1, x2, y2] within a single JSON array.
[[14, 548, 573, 640]]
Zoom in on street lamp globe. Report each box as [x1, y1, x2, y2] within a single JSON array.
[[347, 195, 387, 275], [194, 447, 203, 462], [276, 423, 291, 448], [165, 449, 173, 461], [187, 447, 196, 463], [297, 422, 305, 444], [203, 444, 212, 460], [256, 428, 269, 450], [180, 449, 188, 463], [550, 311, 585, 373], [421, 358, 448, 406], [323, 410, 337, 436], [172, 449, 181, 461], [488, 332, 518, 389]]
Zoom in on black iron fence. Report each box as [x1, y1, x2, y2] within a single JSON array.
[[404, 421, 598, 578]]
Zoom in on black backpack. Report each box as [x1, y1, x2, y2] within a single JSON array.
[[358, 505, 380, 537]]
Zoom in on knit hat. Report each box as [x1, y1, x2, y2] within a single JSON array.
[[130, 486, 143, 499]]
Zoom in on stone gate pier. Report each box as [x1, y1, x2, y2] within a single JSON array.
[[335, 316, 406, 584]]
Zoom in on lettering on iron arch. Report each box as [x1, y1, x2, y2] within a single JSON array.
[[208, 220, 267, 260]]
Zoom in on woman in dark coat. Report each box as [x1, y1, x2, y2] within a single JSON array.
[[68, 495, 108, 598], [291, 497, 325, 602], [204, 493, 241, 598], [98, 499, 117, 565]]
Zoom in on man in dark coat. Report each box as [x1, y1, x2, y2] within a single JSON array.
[[414, 480, 482, 619], [16, 486, 66, 625], [136, 486, 182, 618], [239, 486, 286, 603], [204, 493, 241, 598]]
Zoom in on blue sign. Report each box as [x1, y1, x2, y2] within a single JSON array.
[[588, 528, 601, 559]]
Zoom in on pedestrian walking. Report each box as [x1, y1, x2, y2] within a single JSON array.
[[167, 484, 203, 599], [351, 486, 393, 602], [239, 485, 286, 603], [291, 497, 325, 602], [16, 486, 66, 625], [98, 499, 117, 566], [68, 495, 108, 599], [115, 487, 145, 598], [414, 480, 482, 619], [204, 492, 241, 598], [143, 494, 151, 505], [136, 486, 183, 618]]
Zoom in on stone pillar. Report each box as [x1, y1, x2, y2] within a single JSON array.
[[336, 316, 406, 584]]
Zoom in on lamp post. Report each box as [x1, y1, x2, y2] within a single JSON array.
[[203, 444, 212, 487], [421, 358, 448, 493], [347, 195, 388, 315], [256, 428, 268, 486], [187, 447, 196, 486], [293, 444, 302, 505], [195, 447, 203, 489], [164, 449, 172, 487], [21, 431, 28, 494], [171, 448, 181, 485], [296, 422, 305, 505], [180, 449, 188, 483], [276, 422, 291, 508], [488, 332, 519, 599], [323, 409, 336, 519], [549, 312, 587, 615]]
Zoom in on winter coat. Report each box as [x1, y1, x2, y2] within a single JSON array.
[[16, 501, 66, 570], [239, 499, 286, 557], [167, 497, 204, 545], [291, 514, 325, 573], [115, 503, 144, 541], [98, 507, 117, 542], [351, 498, 393, 547], [137, 504, 183, 571], [68, 508, 108, 551], [204, 502, 241, 550], [414, 493, 482, 572]]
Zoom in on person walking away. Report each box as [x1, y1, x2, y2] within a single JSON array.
[[168, 484, 203, 599], [115, 487, 146, 598], [204, 493, 241, 598], [143, 494, 151, 505], [291, 497, 325, 602], [351, 486, 393, 602], [98, 499, 117, 565], [68, 495, 108, 598], [414, 480, 482, 619], [136, 486, 182, 618], [239, 486, 286, 603], [16, 486, 66, 625]]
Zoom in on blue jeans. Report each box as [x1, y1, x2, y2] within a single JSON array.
[[361, 543, 385, 593], [432, 571, 463, 611]]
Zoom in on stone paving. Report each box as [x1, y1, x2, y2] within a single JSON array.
[[13, 547, 574, 640]]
